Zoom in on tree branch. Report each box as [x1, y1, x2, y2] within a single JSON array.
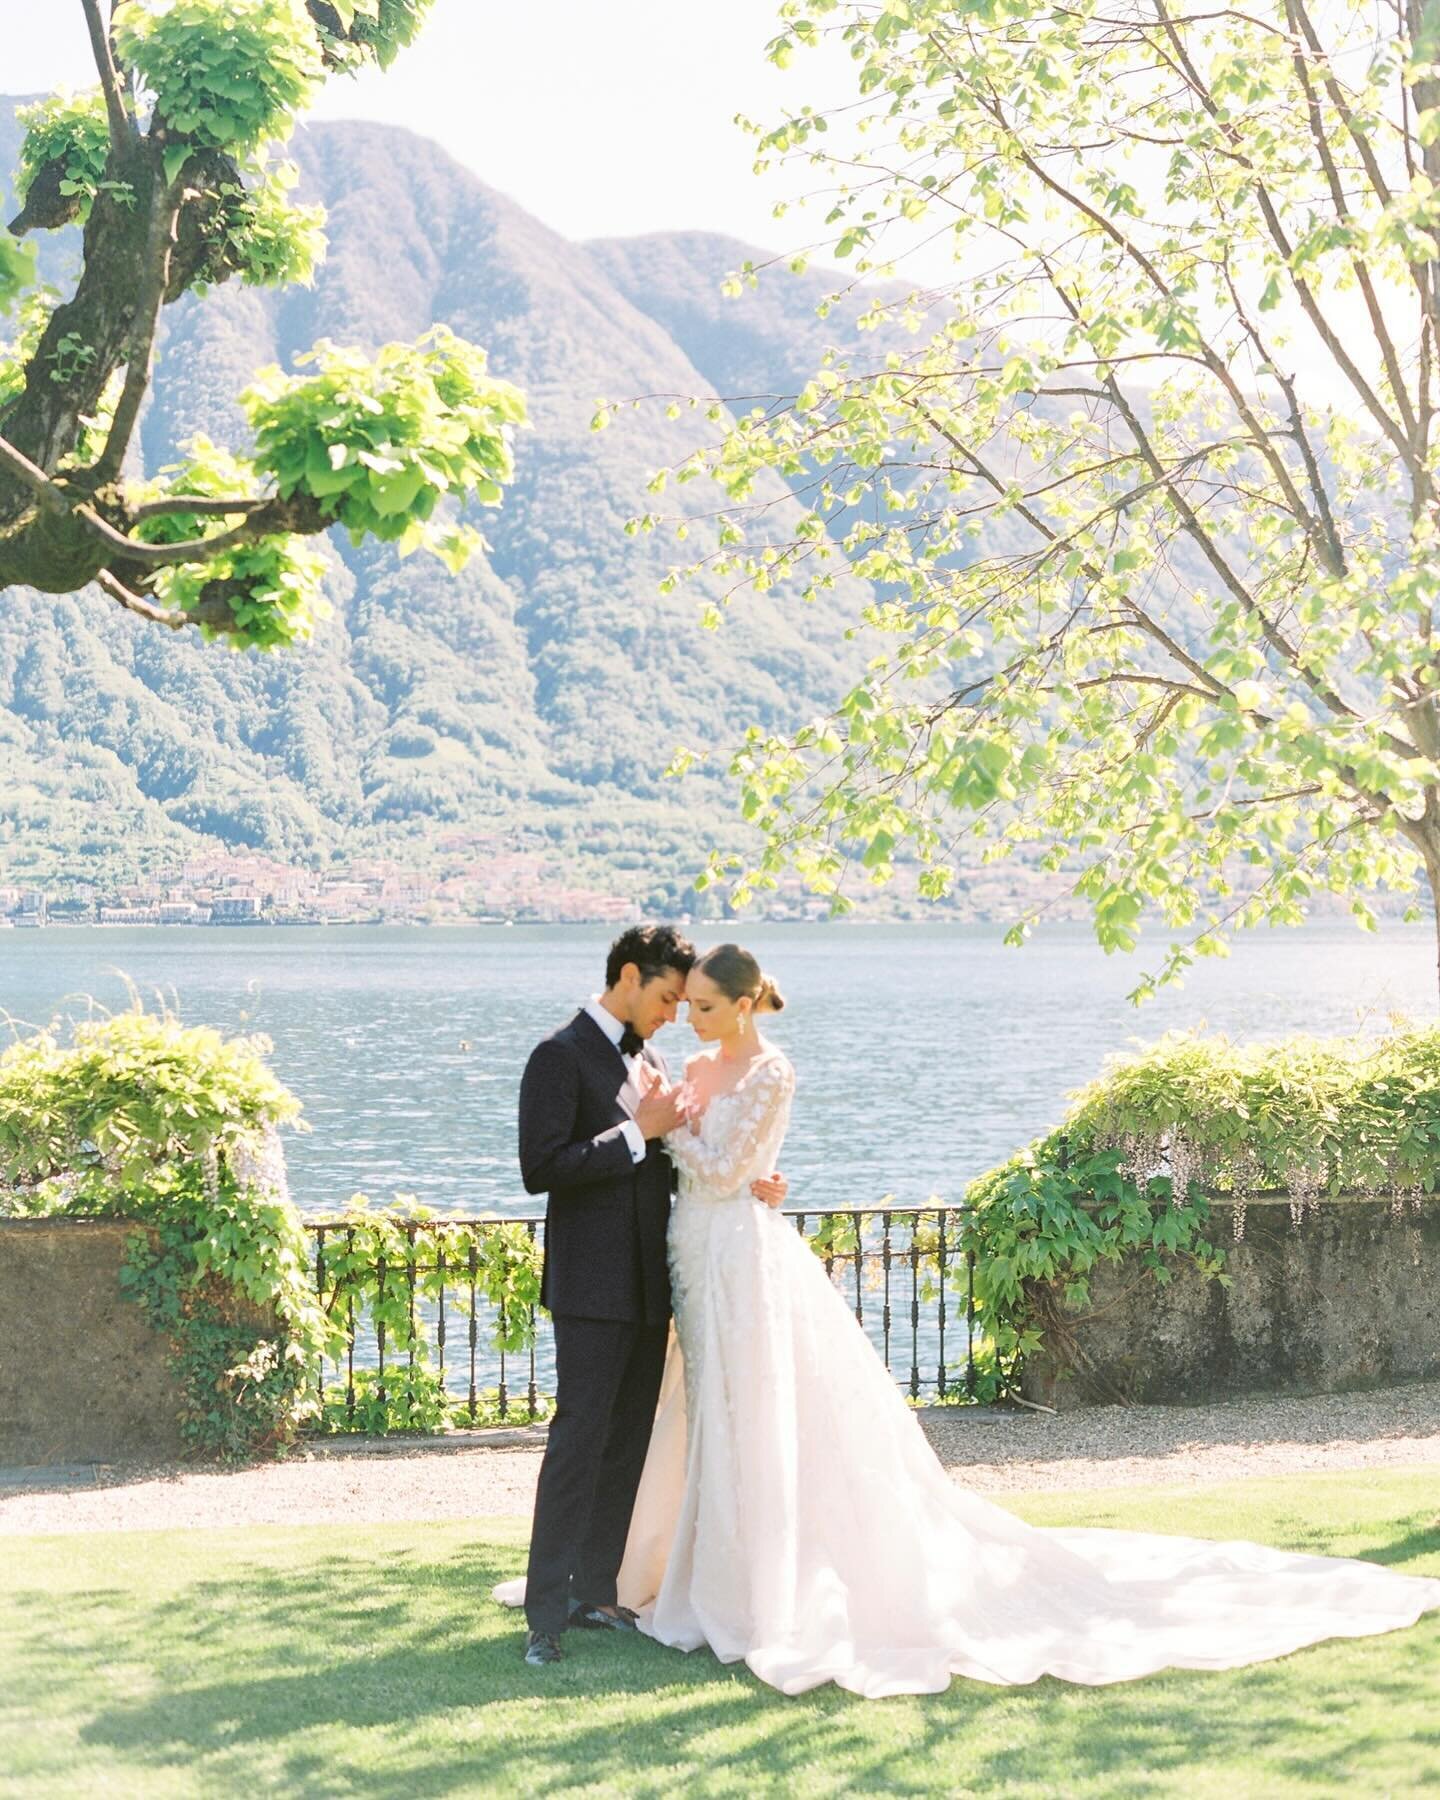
[[80, 0, 136, 151], [83, 491, 327, 567], [1043, 270, 1403, 744], [0, 436, 217, 567], [1066, 672, 1216, 701], [95, 567, 186, 630], [1149, 0, 1414, 464], [962, 62, 1347, 547], [1214, 250, 1346, 577], [1286, 0, 1395, 210], [1, 429, 318, 576], [909, 401, 1271, 734], [1191, 783, 1324, 819], [95, 567, 264, 637], [1280, 0, 1417, 444], [1119, 603, 1231, 701], [913, 399, 1246, 714], [130, 495, 268, 521], [0, 431, 57, 501]]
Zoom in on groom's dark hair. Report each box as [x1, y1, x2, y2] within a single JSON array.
[[605, 923, 696, 989]]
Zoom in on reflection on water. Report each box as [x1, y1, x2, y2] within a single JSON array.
[[1, 920, 1432, 1215]]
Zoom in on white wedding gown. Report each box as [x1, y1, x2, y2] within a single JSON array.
[[498, 1045, 1440, 1697]]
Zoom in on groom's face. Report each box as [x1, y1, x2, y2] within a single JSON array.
[[627, 965, 688, 1040]]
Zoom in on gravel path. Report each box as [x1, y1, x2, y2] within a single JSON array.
[[3, 1381, 1438, 1536]]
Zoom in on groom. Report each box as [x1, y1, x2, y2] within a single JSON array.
[[516, 923, 785, 1666]]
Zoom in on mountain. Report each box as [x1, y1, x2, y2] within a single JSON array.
[[589, 231, 869, 403], [0, 103, 885, 908]]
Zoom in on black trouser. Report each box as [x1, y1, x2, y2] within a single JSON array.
[[523, 1313, 669, 1638]]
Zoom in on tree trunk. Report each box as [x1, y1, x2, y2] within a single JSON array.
[[1424, 844, 1440, 1012], [0, 141, 160, 516]]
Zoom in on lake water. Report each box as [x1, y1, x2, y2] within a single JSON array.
[[3, 921, 1435, 1216]]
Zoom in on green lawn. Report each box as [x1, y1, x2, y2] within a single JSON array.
[[2, 1468, 1437, 1799]]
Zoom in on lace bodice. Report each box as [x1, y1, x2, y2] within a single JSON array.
[[664, 1049, 794, 1198]]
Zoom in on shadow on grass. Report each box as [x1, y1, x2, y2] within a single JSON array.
[[2, 1525, 1431, 1798], [1216, 1510, 1440, 1569]]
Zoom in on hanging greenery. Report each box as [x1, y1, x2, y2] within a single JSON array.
[[309, 1198, 546, 1433], [0, 1009, 544, 1456], [953, 1028, 1440, 1397], [0, 1009, 326, 1455]]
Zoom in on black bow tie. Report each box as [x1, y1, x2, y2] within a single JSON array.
[[619, 1026, 644, 1058]]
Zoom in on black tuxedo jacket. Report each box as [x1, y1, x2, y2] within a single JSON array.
[[518, 1010, 676, 1325]]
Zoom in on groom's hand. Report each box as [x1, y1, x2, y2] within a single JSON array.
[[751, 1171, 788, 1209], [635, 1081, 686, 1139]]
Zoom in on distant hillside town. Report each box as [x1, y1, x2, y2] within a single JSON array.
[[0, 848, 636, 929], [0, 840, 837, 930]]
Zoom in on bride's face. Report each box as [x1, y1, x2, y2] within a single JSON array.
[[684, 967, 750, 1044]]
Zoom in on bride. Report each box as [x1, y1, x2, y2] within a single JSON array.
[[505, 942, 1440, 1698]]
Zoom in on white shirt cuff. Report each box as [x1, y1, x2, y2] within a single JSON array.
[[621, 1118, 646, 1164]]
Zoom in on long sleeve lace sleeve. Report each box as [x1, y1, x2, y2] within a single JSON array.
[[665, 1054, 794, 1196]]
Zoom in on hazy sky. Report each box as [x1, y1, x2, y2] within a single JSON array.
[[0, 0, 812, 253], [0, 1, 1383, 400]]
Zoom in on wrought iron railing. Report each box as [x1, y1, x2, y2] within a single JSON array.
[[791, 1204, 980, 1404], [307, 1215, 547, 1431], [304, 1203, 978, 1432]]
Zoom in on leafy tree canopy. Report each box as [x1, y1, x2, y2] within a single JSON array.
[[651, 0, 1440, 996], [0, 0, 525, 651], [0, 233, 33, 311]]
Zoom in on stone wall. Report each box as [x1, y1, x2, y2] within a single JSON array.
[[0, 1219, 191, 1464], [1021, 1192, 1440, 1410]]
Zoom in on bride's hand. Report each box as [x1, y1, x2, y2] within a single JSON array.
[[751, 1171, 788, 1209]]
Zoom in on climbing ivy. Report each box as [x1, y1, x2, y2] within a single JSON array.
[[812, 1029, 1440, 1402], [0, 1009, 323, 1456], [0, 1010, 545, 1455], [310, 1199, 547, 1433]]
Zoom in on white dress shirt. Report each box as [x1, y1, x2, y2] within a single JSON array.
[[583, 996, 648, 1165]]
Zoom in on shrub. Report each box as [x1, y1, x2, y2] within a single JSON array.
[[0, 1008, 547, 1453], [0, 1007, 323, 1455], [955, 1027, 1440, 1395]]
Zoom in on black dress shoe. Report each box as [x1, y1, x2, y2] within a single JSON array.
[[524, 1631, 563, 1666], [569, 1601, 640, 1632]]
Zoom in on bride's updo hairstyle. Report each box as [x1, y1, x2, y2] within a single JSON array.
[[695, 943, 786, 1014]]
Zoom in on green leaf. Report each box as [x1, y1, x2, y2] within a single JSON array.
[[0, 233, 35, 312], [861, 829, 895, 868], [368, 466, 426, 516], [163, 142, 192, 190]]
